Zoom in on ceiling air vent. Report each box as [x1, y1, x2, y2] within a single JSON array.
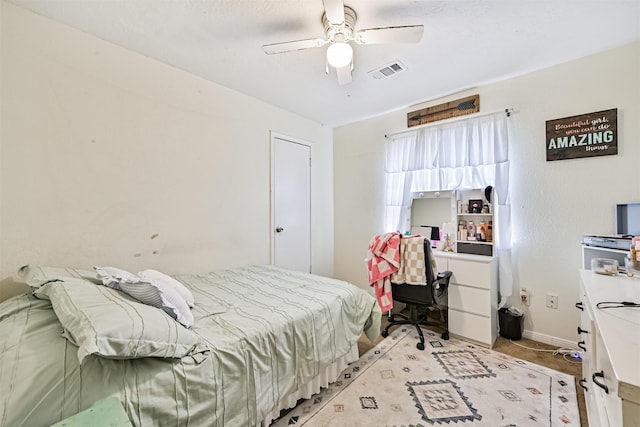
[[368, 60, 407, 80]]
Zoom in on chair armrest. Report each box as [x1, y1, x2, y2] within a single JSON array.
[[433, 271, 452, 292], [432, 271, 451, 305], [436, 271, 452, 285]]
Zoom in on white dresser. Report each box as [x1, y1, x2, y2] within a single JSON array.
[[577, 270, 640, 427], [433, 251, 498, 348]]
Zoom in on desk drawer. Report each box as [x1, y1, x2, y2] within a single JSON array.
[[448, 309, 492, 346], [449, 258, 492, 289], [448, 284, 490, 316]]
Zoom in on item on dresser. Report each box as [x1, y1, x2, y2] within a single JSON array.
[[467, 221, 476, 240], [591, 258, 619, 275], [458, 221, 467, 241], [595, 301, 640, 309], [477, 222, 487, 241], [624, 257, 640, 276], [442, 235, 455, 252], [484, 185, 493, 203], [468, 199, 483, 213], [631, 240, 640, 262]]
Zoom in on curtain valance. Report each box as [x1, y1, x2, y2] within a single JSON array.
[[384, 111, 513, 303]]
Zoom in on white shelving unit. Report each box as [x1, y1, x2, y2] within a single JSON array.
[[455, 189, 494, 256]]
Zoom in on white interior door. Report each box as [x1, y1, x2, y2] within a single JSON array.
[[271, 135, 311, 272]]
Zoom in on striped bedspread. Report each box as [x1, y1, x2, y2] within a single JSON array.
[[0, 265, 381, 427]]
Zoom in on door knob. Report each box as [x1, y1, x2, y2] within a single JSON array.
[[276, 227, 284, 233]]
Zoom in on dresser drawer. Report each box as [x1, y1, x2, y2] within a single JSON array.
[[448, 258, 492, 289], [448, 309, 492, 346], [448, 283, 491, 316], [594, 327, 622, 427]]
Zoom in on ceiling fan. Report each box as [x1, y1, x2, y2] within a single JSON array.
[[262, 0, 424, 85]]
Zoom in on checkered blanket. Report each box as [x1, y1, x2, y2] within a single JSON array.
[[367, 232, 401, 312], [391, 235, 428, 285]]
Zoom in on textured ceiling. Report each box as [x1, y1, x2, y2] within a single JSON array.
[[8, 0, 640, 126]]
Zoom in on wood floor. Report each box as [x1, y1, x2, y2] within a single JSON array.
[[358, 316, 588, 426]]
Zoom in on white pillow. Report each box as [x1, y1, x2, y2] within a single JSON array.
[[138, 269, 195, 308], [94, 266, 140, 290], [118, 280, 194, 328]]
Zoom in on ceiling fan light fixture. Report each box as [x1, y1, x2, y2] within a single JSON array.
[[326, 42, 353, 68]]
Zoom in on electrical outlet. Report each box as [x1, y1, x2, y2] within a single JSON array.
[[520, 288, 530, 306], [546, 293, 558, 309]]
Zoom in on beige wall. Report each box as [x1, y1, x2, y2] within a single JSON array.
[[0, 3, 334, 301], [334, 41, 640, 343]]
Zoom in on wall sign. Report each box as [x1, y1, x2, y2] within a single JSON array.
[[408, 94, 479, 127], [545, 108, 617, 161]]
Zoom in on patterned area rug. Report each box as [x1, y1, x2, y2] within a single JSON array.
[[272, 327, 579, 427]]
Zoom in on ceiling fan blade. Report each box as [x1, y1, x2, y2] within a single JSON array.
[[335, 63, 352, 85], [322, 0, 345, 25], [354, 25, 424, 45], [262, 38, 326, 55]]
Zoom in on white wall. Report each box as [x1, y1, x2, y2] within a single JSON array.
[[334, 41, 640, 343], [2, 2, 638, 344], [0, 3, 334, 301]]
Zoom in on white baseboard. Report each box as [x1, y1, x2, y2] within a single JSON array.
[[521, 329, 578, 350]]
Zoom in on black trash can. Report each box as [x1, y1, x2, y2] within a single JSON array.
[[498, 307, 523, 340]]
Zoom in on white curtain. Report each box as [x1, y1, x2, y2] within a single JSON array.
[[384, 111, 513, 302]]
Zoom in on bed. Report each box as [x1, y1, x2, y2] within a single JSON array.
[[0, 264, 381, 427]]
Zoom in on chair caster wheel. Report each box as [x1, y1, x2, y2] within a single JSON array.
[[381, 330, 389, 338], [417, 342, 425, 351], [441, 332, 449, 340]]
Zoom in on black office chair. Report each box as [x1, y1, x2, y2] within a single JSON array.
[[380, 239, 452, 350]]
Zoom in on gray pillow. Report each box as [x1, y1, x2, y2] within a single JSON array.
[[34, 279, 203, 364], [94, 266, 194, 328], [138, 269, 195, 308], [118, 280, 194, 328]]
